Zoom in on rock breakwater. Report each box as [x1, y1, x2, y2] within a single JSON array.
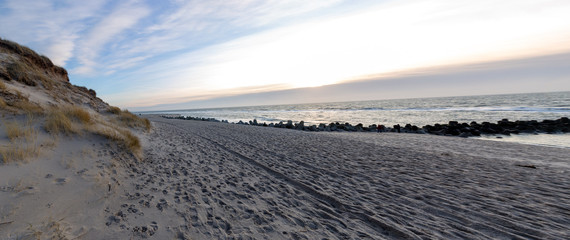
[[162, 115, 569, 137]]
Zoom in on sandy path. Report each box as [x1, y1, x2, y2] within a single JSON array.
[[107, 116, 570, 239]]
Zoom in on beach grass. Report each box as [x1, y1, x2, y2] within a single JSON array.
[[109, 106, 151, 132], [0, 39, 148, 164], [1, 117, 39, 164], [67, 106, 92, 124], [44, 109, 75, 134], [0, 144, 39, 164], [12, 100, 43, 114], [1, 38, 65, 90], [119, 110, 151, 131], [93, 125, 142, 159], [108, 106, 121, 115], [5, 121, 35, 141], [44, 106, 92, 135]]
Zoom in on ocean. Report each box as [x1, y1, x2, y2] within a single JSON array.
[[145, 91, 570, 148]]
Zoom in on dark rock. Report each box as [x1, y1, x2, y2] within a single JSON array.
[[162, 115, 569, 139], [458, 132, 470, 138], [295, 121, 305, 130], [286, 120, 293, 129]]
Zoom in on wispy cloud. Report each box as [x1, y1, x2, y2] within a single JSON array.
[[74, 0, 151, 74], [0, 0, 106, 65], [115, 0, 344, 62], [132, 0, 570, 87], [2, 0, 570, 109]]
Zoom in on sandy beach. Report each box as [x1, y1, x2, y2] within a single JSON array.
[[2, 114, 569, 239], [87, 115, 568, 239]]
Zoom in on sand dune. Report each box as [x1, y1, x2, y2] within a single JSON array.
[[95, 116, 569, 239]]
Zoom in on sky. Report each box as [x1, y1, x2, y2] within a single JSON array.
[[1, 0, 570, 110]]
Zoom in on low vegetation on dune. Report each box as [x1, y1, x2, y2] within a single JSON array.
[[93, 123, 142, 158], [0, 38, 68, 86], [0, 116, 40, 163], [0, 38, 151, 163], [5, 120, 35, 141], [112, 108, 152, 131]]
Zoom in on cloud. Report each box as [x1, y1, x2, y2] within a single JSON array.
[[3, 0, 570, 110], [112, 0, 344, 63], [74, 0, 151, 75], [110, 0, 570, 109], [71, 0, 344, 81], [145, 0, 342, 32], [129, 51, 570, 111], [129, 0, 570, 92], [0, 0, 106, 66]]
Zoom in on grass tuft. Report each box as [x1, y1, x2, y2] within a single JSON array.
[[0, 144, 39, 164], [93, 125, 142, 159], [108, 106, 151, 131], [118, 110, 151, 131], [108, 106, 121, 115], [122, 129, 141, 153], [5, 121, 33, 141], [68, 106, 91, 124], [44, 106, 93, 134], [45, 110, 74, 134], [12, 100, 43, 114], [1, 118, 38, 164]]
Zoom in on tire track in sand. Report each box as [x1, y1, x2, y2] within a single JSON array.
[[160, 120, 419, 239], [208, 126, 550, 240]]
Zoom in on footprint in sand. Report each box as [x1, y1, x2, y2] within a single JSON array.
[[54, 178, 68, 185]]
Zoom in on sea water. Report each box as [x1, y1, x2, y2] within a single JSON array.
[[147, 91, 570, 148]]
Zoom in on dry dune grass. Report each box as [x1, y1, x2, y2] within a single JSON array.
[[1, 81, 8, 108], [1, 103, 150, 163], [0, 80, 6, 91], [97, 106, 151, 159], [0, 144, 39, 164], [118, 110, 151, 131], [44, 110, 74, 134], [42, 105, 147, 159], [44, 106, 93, 135], [1, 118, 39, 163], [0, 38, 67, 87], [108, 106, 151, 131], [69, 106, 92, 124], [108, 106, 121, 115], [93, 125, 142, 158], [5, 121, 35, 141], [12, 99, 43, 114], [4, 60, 58, 90], [0, 83, 43, 114], [1, 39, 151, 163]]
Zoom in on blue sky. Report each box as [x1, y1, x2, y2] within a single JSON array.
[[1, 0, 570, 110]]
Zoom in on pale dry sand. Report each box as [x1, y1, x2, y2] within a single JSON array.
[[2, 115, 569, 239], [0, 130, 130, 239]]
